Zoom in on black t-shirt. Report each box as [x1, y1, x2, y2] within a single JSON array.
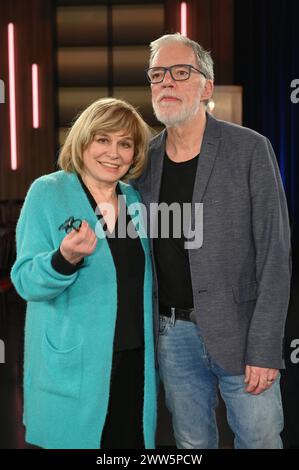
[[154, 153, 199, 309]]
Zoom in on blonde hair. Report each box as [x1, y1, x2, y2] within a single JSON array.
[[58, 97, 151, 181]]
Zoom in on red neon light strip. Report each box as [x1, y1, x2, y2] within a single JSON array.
[[8, 23, 18, 170], [32, 64, 40, 128], [180, 2, 187, 37]]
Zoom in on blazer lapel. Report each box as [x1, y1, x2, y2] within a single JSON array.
[[150, 129, 167, 204], [190, 113, 222, 229], [146, 130, 166, 251]]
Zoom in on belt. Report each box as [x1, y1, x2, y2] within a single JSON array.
[[159, 303, 194, 322]]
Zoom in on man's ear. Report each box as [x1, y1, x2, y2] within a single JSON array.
[[201, 80, 214, 102]]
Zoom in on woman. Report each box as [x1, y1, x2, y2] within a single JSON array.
[[11, 98, 157, 449]]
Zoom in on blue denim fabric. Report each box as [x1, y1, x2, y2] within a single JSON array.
[[158, 314, 284, 449]]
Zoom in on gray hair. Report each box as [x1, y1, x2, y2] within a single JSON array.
[[149, 33, 214, 81]]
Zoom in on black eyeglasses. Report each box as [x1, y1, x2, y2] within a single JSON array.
[[145, 64, 207, 84], [58, 216, 82, 234]]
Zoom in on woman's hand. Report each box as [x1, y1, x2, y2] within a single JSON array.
[[60, 220, 98, 265]]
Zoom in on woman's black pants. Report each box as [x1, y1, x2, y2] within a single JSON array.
[[101, 347, 145, 449]]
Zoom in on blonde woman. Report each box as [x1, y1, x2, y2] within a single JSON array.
[[11, 98, 157, 449]]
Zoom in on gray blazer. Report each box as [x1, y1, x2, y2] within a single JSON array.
[[134, 113, 291, 374]]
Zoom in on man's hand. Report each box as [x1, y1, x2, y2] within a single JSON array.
[[244, 365, 279, 395], [60, 220, 98, 265]]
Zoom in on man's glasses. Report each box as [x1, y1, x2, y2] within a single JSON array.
[[145, 64, 207, 84]]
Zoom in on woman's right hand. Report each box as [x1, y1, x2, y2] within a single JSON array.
[[60, 220, 98, 265]]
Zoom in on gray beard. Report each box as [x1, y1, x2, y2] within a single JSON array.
[[152, 98, 201, 127]]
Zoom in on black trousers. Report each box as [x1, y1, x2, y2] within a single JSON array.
[[100, 347, 145, 449]]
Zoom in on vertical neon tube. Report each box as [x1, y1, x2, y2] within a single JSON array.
[[32, 64, 39, 128], [180, 2, 187, 37], [8, 23, 17, 170]]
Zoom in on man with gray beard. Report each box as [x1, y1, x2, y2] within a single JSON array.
[[133, 33, 291, 449]]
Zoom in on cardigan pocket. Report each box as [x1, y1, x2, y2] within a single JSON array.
[[38, 332, 82, 399]]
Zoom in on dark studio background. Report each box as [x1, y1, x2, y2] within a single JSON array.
[[234, 0, 299, 449], [0, 0, 298, 449]]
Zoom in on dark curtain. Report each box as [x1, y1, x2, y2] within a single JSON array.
[[234, 0, 299, 257], [234, 0, 299, 449]]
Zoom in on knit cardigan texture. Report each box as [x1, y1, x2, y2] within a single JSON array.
[[11, 170, 157, 449]]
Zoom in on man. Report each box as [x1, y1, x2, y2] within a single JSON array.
[[134, 33, 291, 449]]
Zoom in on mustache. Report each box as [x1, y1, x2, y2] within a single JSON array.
[[156, 92, 182, 102]]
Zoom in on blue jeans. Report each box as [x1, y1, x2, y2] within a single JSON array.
[[158, 314, 284, 449]]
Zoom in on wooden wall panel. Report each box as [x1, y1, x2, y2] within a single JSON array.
[[0, 0, 55, 200], [57, 6, 107, 46], [112, 4, 164, 44], [58, 47, 108, 86], [56, 2, 164, 144]]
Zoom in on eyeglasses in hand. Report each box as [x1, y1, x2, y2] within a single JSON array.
[[58, 216, 82, 234]]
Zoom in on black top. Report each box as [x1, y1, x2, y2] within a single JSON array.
[[52, 175, 145, 352], [154, 153, 199, 309]]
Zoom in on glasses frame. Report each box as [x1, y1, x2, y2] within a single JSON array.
[[58, 216, 82, 234], [145, 63, 207, 84]]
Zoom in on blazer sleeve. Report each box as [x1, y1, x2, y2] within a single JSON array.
[[11, 179, 80, 302], [245, 137, 292, 368]]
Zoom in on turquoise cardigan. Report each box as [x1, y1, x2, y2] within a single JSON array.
[[11, 171, 157, 449]]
